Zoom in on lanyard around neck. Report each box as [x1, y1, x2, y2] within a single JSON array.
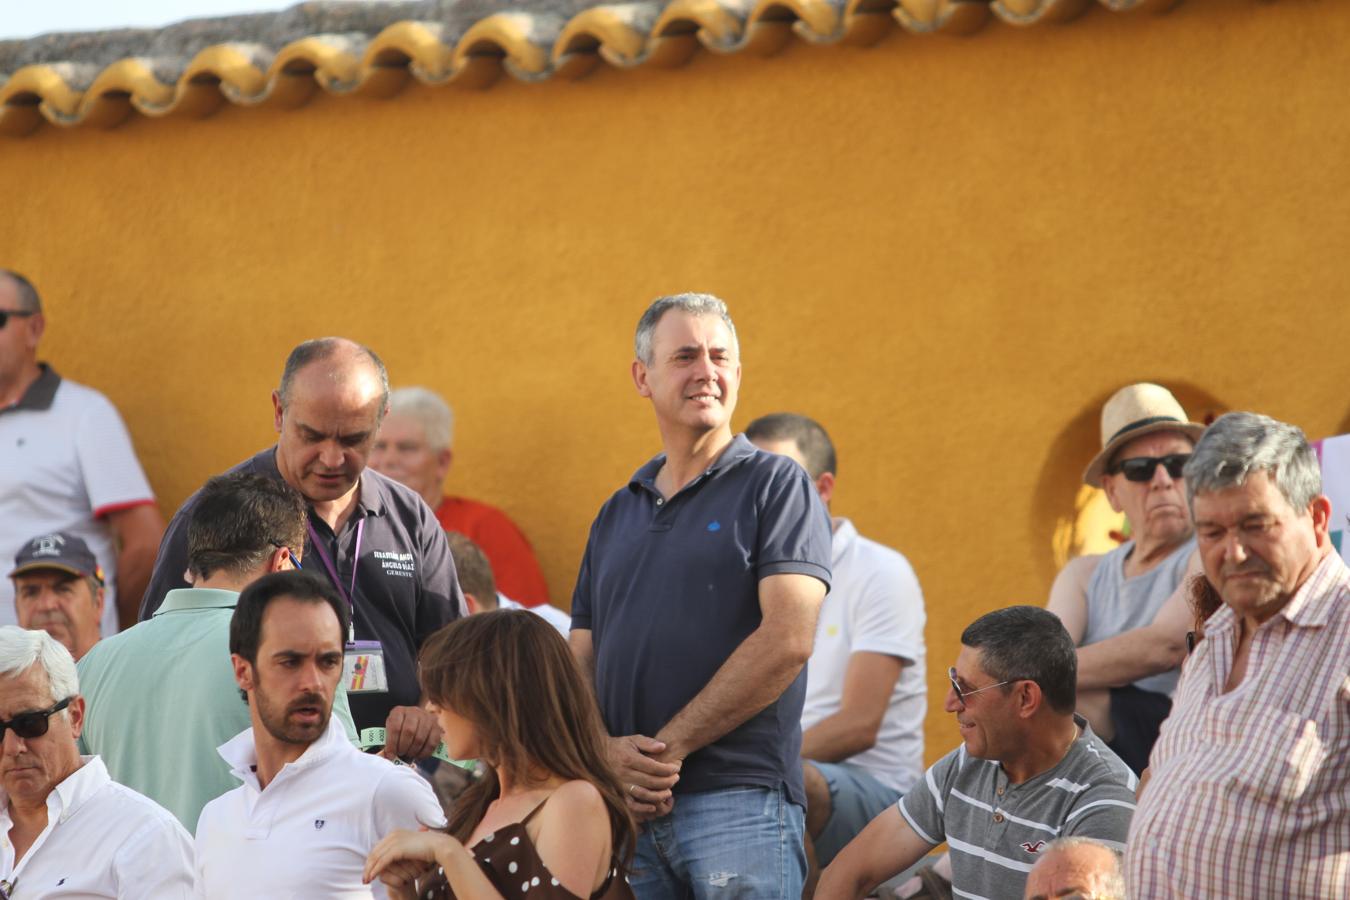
[[306, 517, 364, 642]]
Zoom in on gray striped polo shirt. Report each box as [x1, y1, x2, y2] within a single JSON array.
[[899, 718, 1137, 900]]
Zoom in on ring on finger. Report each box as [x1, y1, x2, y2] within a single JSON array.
[[629, 783, 638, 795]]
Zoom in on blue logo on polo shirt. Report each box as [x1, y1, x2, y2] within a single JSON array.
[[707, 521, 721, 532]]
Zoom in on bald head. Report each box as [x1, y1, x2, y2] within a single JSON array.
[[1024, 838, 1124, 900], [277, 337, 389, 416], [0, 270, 41, 313]]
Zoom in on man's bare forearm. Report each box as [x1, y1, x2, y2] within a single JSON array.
[[802, 652, 902, 762], [655, 624, 812, 761], [801, 709, 881, 763], [115, 542, 157, 629], [1077, 626, 1187, 689], [108, 503, 164, 630]]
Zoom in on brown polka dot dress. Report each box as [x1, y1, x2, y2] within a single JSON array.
[[418, 800, 634, 899]]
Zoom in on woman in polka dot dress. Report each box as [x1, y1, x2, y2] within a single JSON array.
[[364, 610, 637, 899]]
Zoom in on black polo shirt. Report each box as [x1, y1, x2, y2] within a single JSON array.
[[571, 434, 831, 807], [141, 447, 465, 730]]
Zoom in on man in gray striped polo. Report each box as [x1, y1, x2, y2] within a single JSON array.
[[816, 606, 1137, 900]]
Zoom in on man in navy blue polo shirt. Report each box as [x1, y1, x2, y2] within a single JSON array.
[[140, 338, 464, 760], [570, 293, 832, 899]]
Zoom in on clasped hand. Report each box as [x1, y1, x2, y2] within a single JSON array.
[[607, 734, 681, 821]]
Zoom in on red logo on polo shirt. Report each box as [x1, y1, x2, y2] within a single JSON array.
[[1021, 840, 1047, 854]]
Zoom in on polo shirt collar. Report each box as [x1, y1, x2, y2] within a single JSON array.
[[256, 446, 387, 519], [49, 756, 108, 824], [832, 517, 857, 568], [1, 363, 60, 414], [628, 433, 759, 493], [155, 587, 239, 614], [218, 714, 351, 788]]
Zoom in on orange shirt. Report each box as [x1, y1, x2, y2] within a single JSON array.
[[435, 496, 550, 606]]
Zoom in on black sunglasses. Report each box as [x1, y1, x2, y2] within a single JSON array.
[[0, 696, 72, 742], [0, 309, 37, 329], [1109, 453, 1190, 483]]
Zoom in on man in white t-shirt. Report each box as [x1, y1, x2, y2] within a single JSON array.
[[194, 570, 445, 899], [748, 413, 926, 885], [444, 531, 571, 636], [0, 269, 163, 635]]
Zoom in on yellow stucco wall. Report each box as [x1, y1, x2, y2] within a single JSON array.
[[3, 0, 1347, 760]]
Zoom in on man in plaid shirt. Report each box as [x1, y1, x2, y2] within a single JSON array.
[[1127, 411, 1350, 897]]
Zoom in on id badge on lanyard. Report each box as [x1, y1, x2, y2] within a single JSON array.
[[307, 518, 389, 695], [342, 640, 389, 694]]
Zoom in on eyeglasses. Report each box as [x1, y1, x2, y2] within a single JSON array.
[[0, 309, 37, 329], [948, 667, 1013, 707], [0, 696, 72, 742], [1108, 453, 1190, 483]]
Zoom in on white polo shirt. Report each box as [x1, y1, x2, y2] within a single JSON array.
[[195, 715, 446, 899], [0, 755, 194, 898], [0, 366, 156, 634], [800, 518, 927, 793]]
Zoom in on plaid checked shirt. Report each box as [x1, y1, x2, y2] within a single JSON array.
[[1126, 550, 1350, 897]]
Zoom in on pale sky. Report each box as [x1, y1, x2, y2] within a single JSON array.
[[2, 1, 342, 40]]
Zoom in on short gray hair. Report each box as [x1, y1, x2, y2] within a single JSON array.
[[387, 387, 454, 451], [1184, 412, 1320, 513], [1033, 837, 1125, 899], [0, 269, 41, 313], [0, 626, 79, 706], [634, 293, 739, 366]]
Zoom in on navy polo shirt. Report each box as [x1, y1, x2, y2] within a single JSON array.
[[140, 447, 465, 730], [572, 434, 832, 807]]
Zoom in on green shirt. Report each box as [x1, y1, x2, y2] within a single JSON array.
[[76, 587, 358, 832]]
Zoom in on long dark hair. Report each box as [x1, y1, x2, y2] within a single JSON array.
[[419, 611, 636, 867]]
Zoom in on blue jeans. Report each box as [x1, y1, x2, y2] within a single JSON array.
[[809, 761, 902, 866], [631, 786, 806, 899]]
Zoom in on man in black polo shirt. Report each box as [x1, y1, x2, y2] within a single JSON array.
[[140, 337, 464, 759], [571, 293, 832, 898]]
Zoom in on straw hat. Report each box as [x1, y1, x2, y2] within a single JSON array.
[[1082, 383, 1206, 486]]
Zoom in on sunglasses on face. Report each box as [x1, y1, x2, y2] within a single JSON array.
[[947, 667, 1013, 707], [1108, 453, 1190, 483], [0, 309, 38, 329], [0, 697, 72, 742]]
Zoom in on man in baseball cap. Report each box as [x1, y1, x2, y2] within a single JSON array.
[[9, 531, 106, 659], [1047, 383, 1206, 774]]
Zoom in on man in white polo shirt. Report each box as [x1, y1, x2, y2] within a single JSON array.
[[0, 626, 194, 897], [194, 570, 444, 899], [748, 413, 926, 887], [0, 269, 163, 634]]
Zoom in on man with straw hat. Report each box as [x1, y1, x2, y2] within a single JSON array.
[[1047, 383, 1205, 774]]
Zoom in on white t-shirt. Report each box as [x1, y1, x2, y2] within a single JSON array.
[[800, 518, 926, 793], [0, 755, 194, 897], [499, 594, 572, 637], [0, 370, 156, 634], [195, 716, 446, 899]]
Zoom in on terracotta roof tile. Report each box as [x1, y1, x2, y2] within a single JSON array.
[[0, 0, 1186, 136]]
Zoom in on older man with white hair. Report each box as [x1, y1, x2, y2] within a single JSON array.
[[370, 386, 551, 606], [0, 626, 193, 896]]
